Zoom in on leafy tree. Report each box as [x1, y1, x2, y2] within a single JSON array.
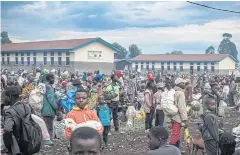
[[205, 46, 215, 54], [171, 50, 183, 54], [166, 50, 183, 54], [112, 42, 128, 59], [128, 44, 142, 58], [166, 52, 170, 54], [1, 31, 12, 44], [218, 33, 238, 60]]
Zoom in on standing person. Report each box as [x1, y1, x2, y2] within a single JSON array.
[[147, 126, 182, 155], [42, 73, 58, 140], [199, 97, 219, 155], [2, 86, 35, 155], [97, 95, 111, 146], [127, 74, 137, 104], [184, 79, 193, 105], [229, 77, 237, 107], [144, 81, 154, 132], [153, 83, 165, 127], [169, 78, 188, 148], [106, 74, 120, 132], [65, 89, 103, 140]]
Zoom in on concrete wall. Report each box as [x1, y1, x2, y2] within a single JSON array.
[[219, 57, 236, 70], [73, 41, 116, 63]]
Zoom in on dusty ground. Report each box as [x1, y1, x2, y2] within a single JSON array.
[[36, 107, 240, 155]]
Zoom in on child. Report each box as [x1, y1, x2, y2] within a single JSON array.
[[53, 112, 66, 140], [200, 97, 219, 155], [68, 127, 102, 155], [65, 88, 103, 140], [97, 95, 111, 146]]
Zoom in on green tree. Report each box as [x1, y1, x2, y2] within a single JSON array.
[[166, 50, 183, 54], [205, 46, 215, 54], [128, 44, 142, 58], [1, 31, 12, 44], [112, 42, 128, 59], [218, 33, 238, 60]]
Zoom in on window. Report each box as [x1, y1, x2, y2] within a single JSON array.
[[152, 62, 155, 70], [33, 57, 36, 65], [44, 57, 47, 65], [66, 52, 70, 66], [2, 53, 4, 57], [66, 57, 70, 66], [2, 57, 4, 64], [15, 57, 18, 65], [135, 63, 138, 70], [211, 62, 215, 72], [141, 62, 144, 69], [58, 57, 62, 65], [88, 51, 102, 60], [180, 62, 183, 71], [27, 57, 30, 66], [21, 57, 24, 65], [174, 62, 177, 71], [7, 53, 9, 56], [51, 52, 54, 56], [161, 62, 164, 70], [146, 62, 149, 71], [7, 57, 10, 64], [66, 52, 70, 56], [15, 53, 18, 56], [167, 62, 170, 70], [197, 62, 201, 71], [204, 62, 208, 71], [21, 53, 24, 56], [27, 53, 30, 56], [58, 52, 62, 56], [51, 57, 54, 65], [33, 53, 37, 56], [44, 52, 47, 56]]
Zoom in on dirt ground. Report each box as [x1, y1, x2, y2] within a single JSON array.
[[36, 107, 240, 155]]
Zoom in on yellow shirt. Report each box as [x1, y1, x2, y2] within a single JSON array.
[[106, 83, 120, 101]]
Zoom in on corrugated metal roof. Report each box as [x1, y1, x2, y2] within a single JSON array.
[[1, 38, 97, 51], [131, 54, 236, 62]]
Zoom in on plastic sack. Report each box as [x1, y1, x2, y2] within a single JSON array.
[[218, 100, 226, 117], [73, 120, 103, 135], [190, 100, 201, 111], [31, 114, 50, 141], [162, 103, 178, 117]]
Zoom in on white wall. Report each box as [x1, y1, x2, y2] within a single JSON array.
[[73, 41, 116, 63], [219, 57, 236, 70]]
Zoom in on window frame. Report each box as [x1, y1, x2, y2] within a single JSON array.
[[58, 57, 62, 66], [66, 57, 70, 66], [180, 62, 183, 71]]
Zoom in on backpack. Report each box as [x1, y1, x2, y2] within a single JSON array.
[[161, 91, 178, 117], [12, 103, 42, 155], [98, 104, 111, 126]]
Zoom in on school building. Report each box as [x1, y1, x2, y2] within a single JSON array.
[[1, 37, 120, 74], [131, 54, 238, 74]]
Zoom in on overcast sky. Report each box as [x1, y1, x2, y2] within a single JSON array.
[[1, 1, 240, 58]]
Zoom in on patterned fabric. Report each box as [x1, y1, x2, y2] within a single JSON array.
[[53, 120, 65, 140], [21, 83, 35, 100]]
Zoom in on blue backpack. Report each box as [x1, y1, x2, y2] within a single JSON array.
[[98, 104, 111, 126]]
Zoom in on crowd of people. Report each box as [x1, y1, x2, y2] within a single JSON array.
[[1, 67, 240, 155]]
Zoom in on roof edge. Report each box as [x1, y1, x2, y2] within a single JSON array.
[[1, 49, 72, 53], [71, 37, 121, 52]]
